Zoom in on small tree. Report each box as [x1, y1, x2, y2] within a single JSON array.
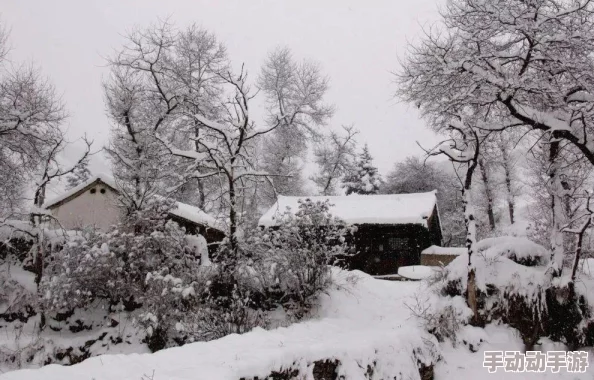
[[342, 144, 382, 195], [420, 118, 484, 324]]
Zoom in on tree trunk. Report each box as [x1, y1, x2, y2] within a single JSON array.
[[228, 173, 238, 256], [549, 139, 564, 277], [571, 212, 591, 282], [478, 158, 496, 231], [507, 195, 515, 225], [503, 165, 515, 224], [464, 158, 480, 325], [499, 142, 515, 225], [197, 179, 206, 210]]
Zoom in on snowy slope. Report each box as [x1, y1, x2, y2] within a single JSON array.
[[0, 270, 438, 380]]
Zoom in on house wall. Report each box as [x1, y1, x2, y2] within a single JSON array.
[[49, 184, 123, 231], [346, 224, 434, 275]]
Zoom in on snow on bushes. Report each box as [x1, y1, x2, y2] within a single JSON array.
[[236, 198, 354, 319], [0, 270, 441, 380], [20, 196, 354, 369], [427, 236, 594, 350], [475, 236, 550, 266]]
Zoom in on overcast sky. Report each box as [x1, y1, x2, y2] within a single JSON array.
[[4, 0, 444, 180]]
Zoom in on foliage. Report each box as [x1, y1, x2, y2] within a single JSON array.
[[41, 198, 187, 312]]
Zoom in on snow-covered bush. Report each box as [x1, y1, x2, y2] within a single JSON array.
[[0, 260, 37, 323], [407, 290, 472, 342], [151, 199, 355, 346], [39, 198, 215, 350], [428, 236, 594, 349], [237, 199, 354, 318]]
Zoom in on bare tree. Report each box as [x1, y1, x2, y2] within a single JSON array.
[[167, 68, 287, 257], [258, 47, 334, 201], [104, 21, 229, 216], [397, 0, 594, 277], [420, 117, 486, 324], [312, 125, 359, 195]]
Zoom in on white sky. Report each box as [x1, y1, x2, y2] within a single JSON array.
[[4, 0, 444, 179]]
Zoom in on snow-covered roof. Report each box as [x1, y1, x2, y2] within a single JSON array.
[[258, 191, 438, 227], [421, 245, 467, 256], [169, 201, 219, 231], [43, 173, 222, 232], [43, 173, 117, 209]]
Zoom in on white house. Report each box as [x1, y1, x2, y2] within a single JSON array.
[[43, 174, 225, 244]]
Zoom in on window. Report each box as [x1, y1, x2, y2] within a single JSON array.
[[90, 188, 96, 194], [387, 237, 409, 251], [100, 188, 106, 194]]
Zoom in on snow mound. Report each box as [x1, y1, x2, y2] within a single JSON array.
[[398, 265, 437, 280], [476, 236, 550, 266], [0, 269, 439, 380]]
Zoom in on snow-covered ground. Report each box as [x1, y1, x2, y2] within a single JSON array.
[[1, 268, 592, 380], [0, 270, 439, 380], [437, 324, 593, 380], [398, 265, 437, 280]]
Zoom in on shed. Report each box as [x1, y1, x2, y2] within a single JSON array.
[[258, 191, 442, 275], [420, 245, 467, 267], [43, 174, 225, 250]]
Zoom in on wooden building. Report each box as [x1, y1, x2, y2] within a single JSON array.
[[258, 192, 442, 275]]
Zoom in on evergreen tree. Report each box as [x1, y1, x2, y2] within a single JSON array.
[[342, 144, 381, 195], [65, 158, 91, 190]]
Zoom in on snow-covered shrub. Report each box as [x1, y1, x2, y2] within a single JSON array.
[[39, 198, 220, 351], [0, 260, 37, 323], [41, 198, 188, 312], [429, 236, 594, 349], [407, 289, 472, 342], [475, 236, 549, 266], [237, 199, 354, 319], [150, 199, 355, 346]]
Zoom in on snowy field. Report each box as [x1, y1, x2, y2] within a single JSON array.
[[1, 268, 591, 380]]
